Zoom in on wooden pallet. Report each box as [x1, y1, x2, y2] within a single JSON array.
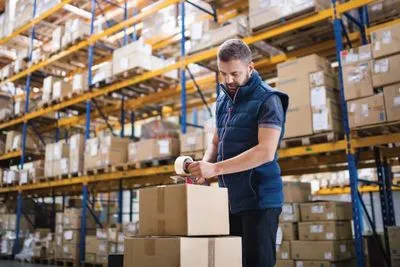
[[111, 162, 139, 172], [55, 258, 79, 267], [281, 131, 342, 148], [83, 262, 107, 267], [68, 172, 82, 178], [0, 254, 13, 260], [134, 157, 176, 169], [33, 257, 54, 265], [56, 173, 70, 180], [350, 121, 400, 138], [93, 77, 114, 88], [84, 165, 112, 175]]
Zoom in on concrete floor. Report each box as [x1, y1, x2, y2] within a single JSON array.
[[0, 260, 57, 267]]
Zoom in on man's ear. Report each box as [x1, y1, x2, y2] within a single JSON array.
[[249, 62, 255, 72]]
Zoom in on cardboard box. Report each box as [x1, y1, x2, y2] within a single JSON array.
[[139, 184, 229, 236], [285, 106, 313, 138], [276, 241, 291, 260], [72, 73, 88, 92], [340, 44, 372, 66], [45, 160, 53, 178], [372, 54, 400, 87], [278, 54, 332, 80], [278, 76, 311, 108], [51, 27, 63, 52], [388, 226, 400, 257], [275, 260, 295, 267], [371, 23, 400, 59], [62, 243, 79, 260], [280, 203, 300, 223], [69, 134, 85, 173], [309, 71, 337, 89], [343, 61, 374, 101], [291, 240, 353, 261], [53, 141, 69, 160], [56, 212, 63, 225], [383, 83, 400, 122], [180, 131, 205, 153], [130, 138, 180, 162], [300, 202, 353, 221], [85, 253, 96, 263], [124, 236, 242, 267], [280, 223, 298, 241], [63, 230, 80, 244], [55, 234, 63, 247], [283, 182, 311, 203], [298, 221, 353, 241], [63, 214, 81, 229], [347, 94, 386, 128], [310, 86, 339, 109], [52, 80, 72, 100], [392, 257, 400, 267], [96, 254, 108, 264], [312, 99, 342, 133]]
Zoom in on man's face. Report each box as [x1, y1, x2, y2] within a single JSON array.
[[218, 59, 254, 95]]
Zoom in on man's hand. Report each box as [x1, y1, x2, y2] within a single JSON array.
[[187, 161, 218, 183]]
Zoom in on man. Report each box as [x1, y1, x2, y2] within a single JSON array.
[[188, 39, 289, 267]]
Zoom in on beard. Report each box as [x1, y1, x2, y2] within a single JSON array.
[[225, 71, 251, 96]]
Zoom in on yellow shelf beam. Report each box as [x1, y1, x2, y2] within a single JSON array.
[[0, 150, 22, 161], [0, 0, 73, 46], [316, 185, 400, 195], [0, 0, 378, 131], [0, 165, 174, 194]]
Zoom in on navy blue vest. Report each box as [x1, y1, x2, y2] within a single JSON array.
[[216, 71, 289, 213]]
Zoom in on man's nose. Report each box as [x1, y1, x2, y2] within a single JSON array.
[[225, 75, 233, 83]]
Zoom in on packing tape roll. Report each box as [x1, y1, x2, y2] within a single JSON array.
[[174, 156, 193, 175]]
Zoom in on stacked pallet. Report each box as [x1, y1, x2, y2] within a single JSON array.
[[45, 140, 70, 178], [344, 23, 400, 132], [124, 184, 242, 267]]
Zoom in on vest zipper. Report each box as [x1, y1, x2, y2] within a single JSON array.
[[220, 89, 239, 197]]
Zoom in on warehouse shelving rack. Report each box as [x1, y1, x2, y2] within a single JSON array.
[[0, 0, 399, 266]]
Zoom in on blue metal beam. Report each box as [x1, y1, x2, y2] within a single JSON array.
[[129, 189, 133, 221], [86, 202, 103, 228], [332, 0, 364, 266], [180, 1, 187, 134], [120, 96, 125, 137], [80, 185, 88, 263], [118, 180, 123, 223], [123, 0, 128, 46], [130, 112, 135, 140]]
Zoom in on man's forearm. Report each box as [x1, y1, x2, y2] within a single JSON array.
[[214, 144, 274, 176], [202, 144, 218, 163]]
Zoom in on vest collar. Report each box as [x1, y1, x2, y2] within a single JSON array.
[[219, 70, 262, 103]]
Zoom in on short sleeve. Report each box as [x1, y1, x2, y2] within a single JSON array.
[[258, 94, 284, 130]]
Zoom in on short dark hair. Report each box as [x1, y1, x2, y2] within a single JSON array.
[[217, 39, 252, 63]]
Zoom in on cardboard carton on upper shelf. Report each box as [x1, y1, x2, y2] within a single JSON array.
[[383, 83, 400, 122], [291, 240, 353, 261], [312, 99, 342, 133], [371, 23, 400, 59], [342, 61, 374, 101], [309, 70, 338, 89], [52, 80, 72, 100], [180, 131, 205, 153], [284, 106, 313, 138], [300, 201, 353, 221], [124, 236, 242, 267], [298, 221, 353, 241], [129, 138, 180, 163], [372, 53, 400, 87], [283, 182, 312, 203], [340, 44, 372, 66], [139, 184, 229, 236], [347, 93, 386, 128]]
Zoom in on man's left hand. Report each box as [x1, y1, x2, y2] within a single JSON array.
[[187, 161, 218, 180]]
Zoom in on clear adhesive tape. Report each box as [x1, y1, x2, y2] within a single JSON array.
[[174, 156, 193, 176]]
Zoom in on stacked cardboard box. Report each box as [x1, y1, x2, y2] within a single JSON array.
[[52, 80, 72, 101], [346, 23, 400, 128], [367, 0, 400, 24], [42, 76, 58, 102], [92, 61, 113, 85], [20, 160, 44, 184], [128, 137, 180, 163], [291, 201, 354, 266], [0, 93, 12, 121], [124, 184, 242, 267], [61, 18, 90, 49], [84, 135, 130, 171], [45, 140, 69, 177], [62, 208, 97, 261], [277, 54, 341, 138], [69, 134, 85, 174], [55, 212, 63, 259], [5, 130, 36, 152], [72, 73, 88, 93], [249, 0, 331, 31], [51, 26, 63, 53], [388, 226, 400, 267], [276, 182, 311, 267], [179, 130, 205, 158]]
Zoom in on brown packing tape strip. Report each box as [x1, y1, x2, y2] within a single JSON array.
[[208, 238, 215, 267], [157, 187, 166, 234], [145, 239, 156, 256]]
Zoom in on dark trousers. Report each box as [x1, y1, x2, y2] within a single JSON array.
[[230, 208, 282, 267]]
